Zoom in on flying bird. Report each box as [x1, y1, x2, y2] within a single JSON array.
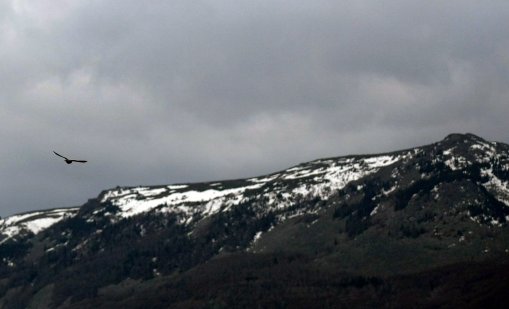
[[53, 151, 87, 164]]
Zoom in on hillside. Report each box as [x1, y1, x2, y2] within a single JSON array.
[[1, 133, 509, 308]]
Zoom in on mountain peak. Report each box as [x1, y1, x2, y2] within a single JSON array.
[[438, 133, 496, 155], [443, 132, 485, 143]]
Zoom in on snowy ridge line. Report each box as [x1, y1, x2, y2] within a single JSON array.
[[99, 153, 408, 221], [0, 207, 79, 243]]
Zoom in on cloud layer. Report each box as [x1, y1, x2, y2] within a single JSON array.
[[1, 0, 509, 216]]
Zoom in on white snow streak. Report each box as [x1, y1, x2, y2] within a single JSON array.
[[101, 153, 405, 221], [0, 208, 78, 243]]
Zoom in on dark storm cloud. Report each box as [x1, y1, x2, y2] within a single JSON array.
[[1, 0, 509, 216]]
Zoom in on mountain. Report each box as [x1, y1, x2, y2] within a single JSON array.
[[2, 133, 509, 308]]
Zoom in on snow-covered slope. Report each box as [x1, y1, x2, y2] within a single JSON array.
[[93, 135, 509, 228], [0, 207, 79, 243], [96, 153, 408, 224], [0, 152, 407, 242]]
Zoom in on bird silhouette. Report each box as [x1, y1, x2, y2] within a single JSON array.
[[53, 151, 87, 164]]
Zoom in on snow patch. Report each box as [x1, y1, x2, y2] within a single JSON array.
[[370, 205, 380, 216], [0, 208, 78, 243], [167, 184, 188, 190], [105, 184, 265, 219], [252, 231, 263, 243], [443, 147, 455, 155], [98, 153, 408, 224], [249, 174, 280, 183], [444, 156, 468, 171], [481, 168, 509, 206]]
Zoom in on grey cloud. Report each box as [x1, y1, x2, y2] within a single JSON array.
[[1, 0, 509, 216]]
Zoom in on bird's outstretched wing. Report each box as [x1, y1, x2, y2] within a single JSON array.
[[53, 151, 68, 160], [54, 151, 88, 164], [71, 160, 87, 163]]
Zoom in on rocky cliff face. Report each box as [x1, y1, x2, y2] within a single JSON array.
[[1, 133, 509, 308]]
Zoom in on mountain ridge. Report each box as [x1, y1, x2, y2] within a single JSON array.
[[2, 132, 506, 238], [2, 132, 509, 308]]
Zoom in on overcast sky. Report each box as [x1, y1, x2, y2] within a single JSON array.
[[1, 0, 509, 216]]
